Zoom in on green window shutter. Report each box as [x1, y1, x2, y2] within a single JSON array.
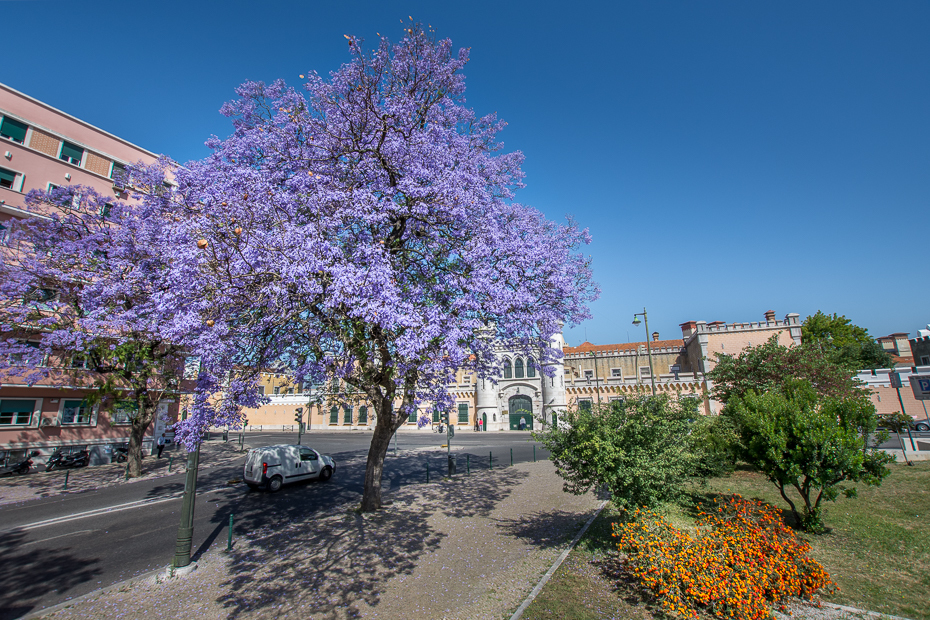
[[579, 400, 592, 412], [0, 167, 16, 189], [458, 403, 469, 424], [343, 406, 353, 424], [60, 141, 84, 165], [358, 406, 368, 424], [329, 406, 338, 424], [408, 410, 416, 423], [0, 117, 28, 143], [432, 409, 440, 423]]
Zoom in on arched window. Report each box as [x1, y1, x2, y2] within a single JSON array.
[[527, 357, 536, 378], [343, 406, 353, 424], [515, 358, 524, 379], [503, 359, 512, 379]]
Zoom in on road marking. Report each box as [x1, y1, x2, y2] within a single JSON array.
[[21, 529, 98, 546], [5, 487, 226, 533]]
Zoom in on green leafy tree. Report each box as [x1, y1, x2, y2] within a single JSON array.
[[723, 380, 893, 532], [535, 396, 695, 509], [802, 311, 893, 370], [708, 335, 864, 406]]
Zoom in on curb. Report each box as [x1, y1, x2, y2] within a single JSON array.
[[509, 499, 608, 620]]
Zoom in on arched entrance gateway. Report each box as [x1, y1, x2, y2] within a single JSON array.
[[508, 395, 533, 430]]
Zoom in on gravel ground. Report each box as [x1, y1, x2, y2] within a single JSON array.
[[36, 460, 602, 620], [0, 442, 244, 506]]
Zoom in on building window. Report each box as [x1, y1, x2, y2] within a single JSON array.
[[583, 369, 594, 380], [639, 366, 651, 378], [0, 166, 18, 190], [462, 374, 471, 384], [527, 358, 536, 378], [0, 222, 9, 246], [611, 368, 622, 378], [359, 406, 368, 424], [343, 406, 353, 424], [578, 399, 592, 412], [432, 408, 440, 423], [59, 141, 84, 166], [110, 402, 136, 425], [921, 356, 930, 366], [0, 399, 35, 426], [408, 410, 416, 423], [458, 403, 469, 424], [273, 386, 280, 395], [329, 406, 339, 424], [0, 117, 28, 144], [61, 400, 92, 425], [503, 359, 512, 379], [257, 386, 265, 396], [514, 358, 524, 379]]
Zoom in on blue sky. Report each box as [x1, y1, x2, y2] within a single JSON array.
[[5, 0, 928, 346]]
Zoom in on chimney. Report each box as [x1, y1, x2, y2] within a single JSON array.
[[680, 321, 697, 338], [764, 310, 776, 322], [652, 331, 659, 342]]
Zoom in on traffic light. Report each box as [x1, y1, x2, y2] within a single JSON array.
[[441, 412, 449, 425], [295, 407, 303, 423]]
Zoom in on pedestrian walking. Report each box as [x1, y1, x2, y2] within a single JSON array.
[[478, 418, 483, 432], [519, 417, 526, 431], [474, 418, 479, 432], [156, 433, 167, 458]]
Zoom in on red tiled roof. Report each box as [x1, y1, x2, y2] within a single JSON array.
[[564, 339, 685, 355]]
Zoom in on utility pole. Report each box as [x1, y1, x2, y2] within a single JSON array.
[[172, 444, 201, 569], [632, 308, 657, 396]]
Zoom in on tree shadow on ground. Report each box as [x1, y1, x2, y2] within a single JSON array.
[[0, 528, 102, 620], [211, 451, 530, 619], [494, 508, 598, 551]]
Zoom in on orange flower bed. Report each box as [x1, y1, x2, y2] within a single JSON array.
[[612, 495, 836, 620]]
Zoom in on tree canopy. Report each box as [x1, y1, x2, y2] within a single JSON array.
[[708, 335, 865, 406], [166, 26, 598, 510], [802, 310, 892, 370]]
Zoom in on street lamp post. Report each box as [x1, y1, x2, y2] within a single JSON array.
[[632, 308, 657, 396], [587, 351, 601, 405]]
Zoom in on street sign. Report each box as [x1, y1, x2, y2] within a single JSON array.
[[909, 375, 930, 401]]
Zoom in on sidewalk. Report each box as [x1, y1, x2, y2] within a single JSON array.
[[0, 441, 245, 506], [36, 460, 603, 620]]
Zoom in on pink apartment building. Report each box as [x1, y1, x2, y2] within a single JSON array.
[[0, 82, 176, 466]]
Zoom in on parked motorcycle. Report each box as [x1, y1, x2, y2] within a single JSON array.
[[45, 447, 90, 471], [434, 423, 445, 434], [0, 451, 40, 476], [112, 445, 129, 463]]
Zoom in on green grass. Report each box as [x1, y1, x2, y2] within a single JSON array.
[[522, 461, 930, 620]]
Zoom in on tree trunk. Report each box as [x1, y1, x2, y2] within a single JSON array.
[[126, 400, 156, 478], [359, 397, 405, 512]]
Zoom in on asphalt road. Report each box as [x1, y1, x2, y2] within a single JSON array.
[[0, 430, 548, 620]]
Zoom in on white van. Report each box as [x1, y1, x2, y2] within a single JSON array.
[[243, 444, 335, 492]]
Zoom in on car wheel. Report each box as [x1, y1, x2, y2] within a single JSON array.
[[319, 467, 333, 482], [267, 475, 283, 493], [915, 422, 930, 432]]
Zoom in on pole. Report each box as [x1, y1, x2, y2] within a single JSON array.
[[64, 470, 69, 490], [172, 445, 201, 568], [922, 400, 930, 425], [534, 445, 536, 462], [894, 385, 916, 451], [489, 451, 493, 470], [227, 513, 234, 552], [588, 351, 601, 405], [643, 308, 656, 396], [393, 431, 398, 456], [466, 453, 470, 475], [510, 447, 513, 466], [447, 422, 453, 477], [426, 461, 430, 483]]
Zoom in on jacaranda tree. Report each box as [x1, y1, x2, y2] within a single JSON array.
[[169, 26, 598, 511], [0, 162, 193, 477]]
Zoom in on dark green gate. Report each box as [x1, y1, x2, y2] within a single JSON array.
[[508, 395, 534, 430]]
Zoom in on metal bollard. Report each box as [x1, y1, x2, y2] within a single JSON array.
[[125, 465, 129, 481], [227, 513, 234, 552], [466, 453, 470, 475], [533, 445, 536, 462], [489, 451, 493, 470], [426, 462, 430, 484], [168, 456, 173, 473], [510, 448, 513, 466], [64, 470, 69, 490]]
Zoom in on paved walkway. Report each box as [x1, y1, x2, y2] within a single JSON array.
[[36, 460, 602, 620]]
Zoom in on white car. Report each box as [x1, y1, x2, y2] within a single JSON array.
[[243, 444, 335, 492]]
